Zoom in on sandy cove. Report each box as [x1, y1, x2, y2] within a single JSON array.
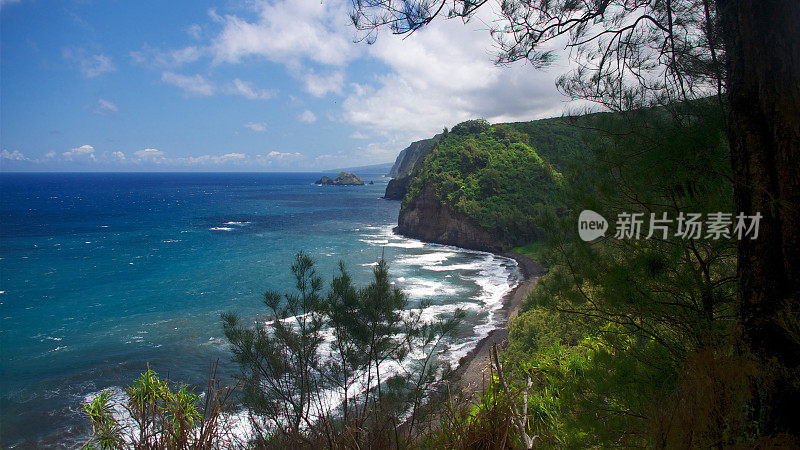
[[450, 251, 546, 398]]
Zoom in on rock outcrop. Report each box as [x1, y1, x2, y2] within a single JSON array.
[[397, 184, 505, 253], [388, 136, 439, 178], [384, 134, 442, 198], [315, 172, 365, 186], [383, 175, 411, 200]]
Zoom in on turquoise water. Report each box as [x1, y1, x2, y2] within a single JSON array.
[[0, 172, 519, 446]]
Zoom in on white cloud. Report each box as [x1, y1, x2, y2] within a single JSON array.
[[91, 98, 118, 116], [243, 122, 267, 132], [44, 151, 56, 158], [210, 0, 356, 67], [63, 144, 97, 161], [207, 0, 356, 101], [340, 8, 572, 154], [161, 72, 215, 96], [186, 24, 203, 40], [180, 152, 247, 165], [82, 54, 115, 78], [266, 151, 302, 158], [111, 151, 126, 160], [63, 48, 116, 78], [130, 44, 203, 68], [255, 151, 304, 168], [1, 149, 29, 161], [133, 148, 165, 161], [127, 149, 250, 166], [349, 131, 369, 139], [298, 110, 317, 123], [159, 73, 277, 101], [301, 70, 344, 97], [226, 78, 276, 100]]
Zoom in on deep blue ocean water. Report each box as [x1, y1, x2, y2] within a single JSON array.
[[0, 172, 519, 447]]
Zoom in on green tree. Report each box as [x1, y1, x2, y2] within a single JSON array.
[[222, 251, 326, 442], [222, 252, 462, 447]]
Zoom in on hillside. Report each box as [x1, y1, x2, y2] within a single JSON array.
[[391, 117, 587, 250]]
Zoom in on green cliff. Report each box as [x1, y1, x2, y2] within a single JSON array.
[[394, 118, 587, 250]]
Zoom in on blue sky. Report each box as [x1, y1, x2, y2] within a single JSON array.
[[1, 0, 572, 172]]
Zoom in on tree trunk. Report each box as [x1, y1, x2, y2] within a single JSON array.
[[717, 0, 800, 435]]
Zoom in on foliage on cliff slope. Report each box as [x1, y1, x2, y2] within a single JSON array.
[[478, 102, 784, 447], [403, 119, 568, 247]]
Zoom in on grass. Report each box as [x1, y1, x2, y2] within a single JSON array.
[[512, 241, 546, 261]]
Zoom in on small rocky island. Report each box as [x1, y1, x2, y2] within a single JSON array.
[[314, 172, 365, 186]]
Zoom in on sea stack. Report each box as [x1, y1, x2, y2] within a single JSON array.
[[314, 172, 365, 186]]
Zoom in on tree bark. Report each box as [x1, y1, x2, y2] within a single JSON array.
[[717, 0, 800, 435]]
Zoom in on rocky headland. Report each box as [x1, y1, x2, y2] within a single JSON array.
[[395, 184, 506, 253]]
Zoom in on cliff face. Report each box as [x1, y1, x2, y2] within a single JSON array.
[[383, 175, 411, 200], [384, 136, 441, 199], [386, 134, 442, 178], [397, 184, 506, 253]]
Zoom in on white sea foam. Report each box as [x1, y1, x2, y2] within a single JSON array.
[[224, 221, 251, 226], [423, 262, 483, 271], [394, 251, 457, 267], [209, 227, 233, 231], [382, 241, 425, 249], [401, 277, 467, 299], [359, 238, 390, 245]]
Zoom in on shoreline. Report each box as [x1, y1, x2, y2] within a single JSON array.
[[449, 251, 546, 397]]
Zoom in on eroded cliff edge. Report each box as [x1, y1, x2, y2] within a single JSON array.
[[396, 184, 506, 253], [384, 134, 442, 199]]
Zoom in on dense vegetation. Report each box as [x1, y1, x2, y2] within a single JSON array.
[[398, 100, 782, 447], [493, 101, 760, 447], [404, 119, 569, 247]]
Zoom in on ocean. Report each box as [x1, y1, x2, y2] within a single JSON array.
[[0, 172, 519, 446]]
